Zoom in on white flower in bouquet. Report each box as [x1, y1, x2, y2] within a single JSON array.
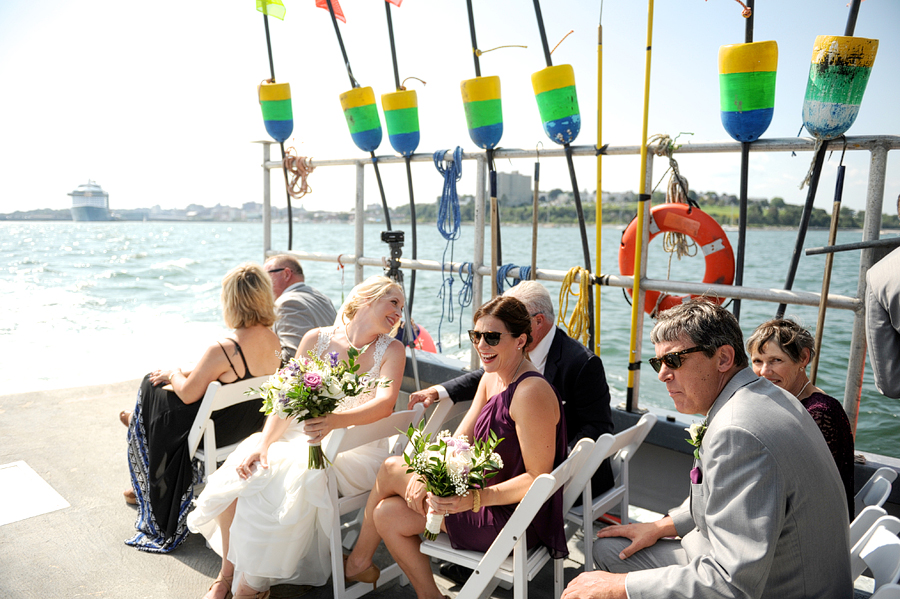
[[404, 425, 504, 540]]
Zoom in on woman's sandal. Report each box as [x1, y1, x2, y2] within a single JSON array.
[[343, 554, 380, 589], [119, 410, 132, 427], [206, 573, 234, 599]]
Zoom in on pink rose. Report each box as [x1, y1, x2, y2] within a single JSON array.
[[303, 372, 323, 390]]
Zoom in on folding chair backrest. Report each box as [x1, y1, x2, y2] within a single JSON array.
[[872, 583, 900, 598], [418, 395, 472, 441], [853, 515, 900, 580], [852, 506, 888, 550], [323, 404, 425, 461], [857, 467, 898, 515], [562, 434, 615, 512], [859, 519, 900, 590], [187, 375, 271, 478]]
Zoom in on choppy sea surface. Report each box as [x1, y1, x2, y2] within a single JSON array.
[[2, 220, 897, 458]]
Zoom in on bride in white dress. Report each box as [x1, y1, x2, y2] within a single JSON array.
[[187, 276, 406, 599]]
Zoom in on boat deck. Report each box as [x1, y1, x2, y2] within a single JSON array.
[[0, 379, 595, 599]]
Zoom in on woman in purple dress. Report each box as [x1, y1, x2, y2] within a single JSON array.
[[343, 295, 568, 599], [748, 318, 855, 518]]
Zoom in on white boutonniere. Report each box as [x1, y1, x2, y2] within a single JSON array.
[[685, 419, 708, 460]]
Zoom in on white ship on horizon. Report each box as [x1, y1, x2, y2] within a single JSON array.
[[68, 180, 110, 221]]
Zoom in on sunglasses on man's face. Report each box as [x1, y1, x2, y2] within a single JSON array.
[[468, 330, 511, 347], [648, 346, 708, 373]]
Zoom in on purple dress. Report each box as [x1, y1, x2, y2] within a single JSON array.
[[444, 371, 569, 559], [802, 391, 855, 519]]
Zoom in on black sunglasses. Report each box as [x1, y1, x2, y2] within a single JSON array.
[[648, 346, 708, 373], [468, 330, 511, 347]]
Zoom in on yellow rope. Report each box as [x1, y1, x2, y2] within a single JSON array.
[[557, 266, 592, 346]]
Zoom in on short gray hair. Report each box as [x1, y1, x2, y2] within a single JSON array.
[[650, 299, 748, 369], [504, 281, 555, 320]]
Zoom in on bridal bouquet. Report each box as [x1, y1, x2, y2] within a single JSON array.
[[404, 424, 504, 540], [250, 346, 392, 469]]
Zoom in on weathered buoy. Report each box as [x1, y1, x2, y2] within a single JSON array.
[[718, 41, 778, 142], [802, 35, 878, 140], [381, 89, 420, 156], [531, 64, 581, 145], [460, 76, 503, 150], [258, 81, 293, 143], [339, 86, 383, 152]]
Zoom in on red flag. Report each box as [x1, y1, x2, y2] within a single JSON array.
[[316, 0, 346, 23], [386, 0, 402, 6]]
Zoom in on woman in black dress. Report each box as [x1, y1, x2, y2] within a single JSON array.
[[122, 262, 282, 553], [748, 318, 855, 518]]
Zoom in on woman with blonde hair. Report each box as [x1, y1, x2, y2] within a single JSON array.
[[188, 275, 407, 599], [123, 262, 283, 553]]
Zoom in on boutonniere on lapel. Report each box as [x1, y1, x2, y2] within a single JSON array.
[[685, 419, 708, 484]]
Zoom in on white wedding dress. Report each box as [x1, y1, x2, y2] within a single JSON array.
[[187, 329, 393, 591]]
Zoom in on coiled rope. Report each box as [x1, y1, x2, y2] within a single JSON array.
[[283, 149, 316, 199], [558, 266, 592, 346], [455, 262, 475, 347], [434, 147, 464, 351], [495, 264, 531, 295]]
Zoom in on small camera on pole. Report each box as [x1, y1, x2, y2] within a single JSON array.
[[381, 230, 405, 282]]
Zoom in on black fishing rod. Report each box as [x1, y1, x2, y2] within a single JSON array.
[[732, 0, 754, 321], [322, 0, 393, 231], [776, 0, 862, 318], [382, 0, 416, 316], [531, 0, 594, 351], [261, 12, 295, 250], [465, 0, 482, 77]]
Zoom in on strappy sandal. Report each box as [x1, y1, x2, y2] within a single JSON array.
[[119, 410, 132, 427], [206, 573, 234, 599]]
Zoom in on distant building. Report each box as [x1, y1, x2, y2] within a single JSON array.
[[496, 171, 532, 206]]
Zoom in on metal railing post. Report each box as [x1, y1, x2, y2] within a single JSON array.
[[355, 161, 366, 285], [471, 153, 487, 371], [844, 143, 889, 432], [262, 142, 272, 258]]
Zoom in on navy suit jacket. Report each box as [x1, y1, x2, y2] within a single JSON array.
[[444, 327, 615, 495]]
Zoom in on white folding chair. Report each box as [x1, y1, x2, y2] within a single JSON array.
[[327, 404, 425, 599], [853, 515, 900, 580], [419, 395, 472, 440], [187, 376, 271, 481], [855, 517, 900, 591], [566, 413, 657, 571], [856, 467, 898, 515], [419, 437, 596, 599], [872, 583, 900, 598], [852, 506, 889, 551]]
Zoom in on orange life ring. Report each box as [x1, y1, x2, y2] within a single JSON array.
[[412, 325, 437, 353], [618, 203, 735, 316]]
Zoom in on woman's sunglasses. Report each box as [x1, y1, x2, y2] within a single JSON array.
[[468, 330, 511, 347], [648, 346, 708, 373]]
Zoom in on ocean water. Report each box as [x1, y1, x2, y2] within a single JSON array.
[[2, 220, 897, 458]]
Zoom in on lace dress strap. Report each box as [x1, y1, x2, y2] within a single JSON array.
[[367, 334, 392, 378], [312, 327, 336, 359]]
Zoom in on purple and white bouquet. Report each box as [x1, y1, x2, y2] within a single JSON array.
[[404, 424, 504, 540], [250, 345, 391, 469]]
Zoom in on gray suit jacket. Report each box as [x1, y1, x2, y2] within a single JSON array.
[[627, 368, 851, 599], [274, 282, 337, 362], [866, 247, 900, 398]]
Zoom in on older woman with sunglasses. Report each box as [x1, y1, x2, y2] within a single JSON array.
[[342, 295, 568, 599], [747, 318, 855, 517]]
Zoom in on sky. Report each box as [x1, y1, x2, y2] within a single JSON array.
[[1, 0, 898, 216]]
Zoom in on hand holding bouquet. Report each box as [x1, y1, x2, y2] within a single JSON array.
[[404, 424, 503, 540], [249, 346, 392, 469]]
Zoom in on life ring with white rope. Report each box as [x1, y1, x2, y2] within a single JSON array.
[[618, 203, 735, 316]]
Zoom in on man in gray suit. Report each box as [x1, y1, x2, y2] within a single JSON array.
[[264, 255, 337, 362], [563, 299, 851, 599], [866, 246, 900, 398]]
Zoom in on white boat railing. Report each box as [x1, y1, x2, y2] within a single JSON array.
[[257, 134, 900, 426]]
